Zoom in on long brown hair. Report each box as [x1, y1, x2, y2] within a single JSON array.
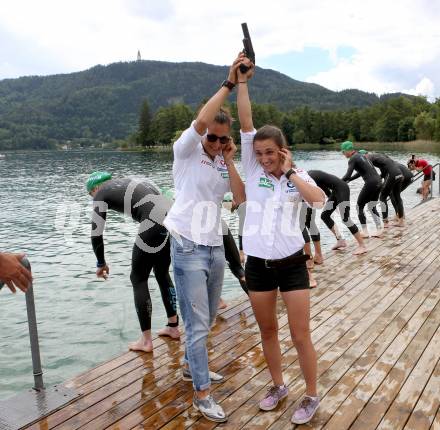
[[253, 125, 288, 149]]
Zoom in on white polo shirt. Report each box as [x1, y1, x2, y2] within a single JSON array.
[[163, 121, 230, 246], [241, 129, 318, 260]]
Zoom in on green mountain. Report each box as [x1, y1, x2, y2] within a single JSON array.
[[0, 60, 413, 149]]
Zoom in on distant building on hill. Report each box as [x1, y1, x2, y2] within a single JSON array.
[[137, 50, 141, 61]]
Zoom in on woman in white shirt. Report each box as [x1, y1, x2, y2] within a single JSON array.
[[237, 57, 325, 425], [163, 57, 245, 423]]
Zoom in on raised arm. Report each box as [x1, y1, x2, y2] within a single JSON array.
[[236, 56, 254, 133], [222, 138, 246, 205], [194, 57, 243, 135]]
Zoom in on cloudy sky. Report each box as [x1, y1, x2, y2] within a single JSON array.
[[1, 0, 439, 98]]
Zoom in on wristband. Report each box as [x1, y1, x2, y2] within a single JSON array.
[[285, 168, 297, 180]]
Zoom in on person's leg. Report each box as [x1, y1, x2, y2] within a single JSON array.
[[153, 236, 180, 339], [249, 290, 282, 383], [356, 185, 369, 238], [281, 289, 317, 396], [390, 178, 405, 226], [129, 241, 155, 352], [422, 179, 431, 200], [337, 199, 367, 255], [307, 209, 323, 264], [379, 175, 394, 226], [171, 237, 211, 393], [365, 181, 383, 236], [223, 227, 247, 295], [207, 244, 226, 328]]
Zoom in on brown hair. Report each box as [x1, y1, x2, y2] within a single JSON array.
[[194, 104, 233, 128], [253, 125, 288, 149], [214, 107, 233, 128]]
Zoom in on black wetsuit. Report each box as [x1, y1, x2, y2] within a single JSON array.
[[389, 163, 413, 218], [367, 154, 404, 220], [92, 178, 177, 332], [342, 152, 382, 228], [223, 226, 248, 294], [301, 206, 321, 244], [308, 170, 359, 237]]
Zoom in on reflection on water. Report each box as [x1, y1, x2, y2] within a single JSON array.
[[0, 149, 438, 399]]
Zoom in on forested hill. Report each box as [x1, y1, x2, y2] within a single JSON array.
[[0, 60, 412, 149]]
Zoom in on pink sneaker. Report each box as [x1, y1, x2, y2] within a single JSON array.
[[291, 395, 320, 424], [259, 385, 288, 411]]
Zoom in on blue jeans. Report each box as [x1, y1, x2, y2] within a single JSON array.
[[170, 236, 225, 391]]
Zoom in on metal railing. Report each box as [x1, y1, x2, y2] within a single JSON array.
[[0, 257, 44, 390]]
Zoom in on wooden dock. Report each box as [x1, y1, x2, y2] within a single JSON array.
[[26, 198, 440, 429]]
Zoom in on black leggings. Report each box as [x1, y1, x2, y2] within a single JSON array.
[[357, 180, 382, 228], [390, 176, 411, 218], [380, 174, 403, 220], [321, 191, 359, 236], [130, 222, 177, 332], [302, 207, 320, 243], [223, 228, 248, 295]]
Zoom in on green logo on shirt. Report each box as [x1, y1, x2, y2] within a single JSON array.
[[258, 177, 274, 191]]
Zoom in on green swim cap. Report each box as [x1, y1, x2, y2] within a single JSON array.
[[340, 141, 354, 152], [86, 171, 112, 192], [160, 187, 175, 200], [358, 149, 368, 154]]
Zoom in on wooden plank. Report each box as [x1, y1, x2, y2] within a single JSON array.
[[238, 235, 440, 430], [159, 229, 440, 430], [404, 358, 440, 430], [376, 328, 440, 430], [268, 245, 440, 430], [324, 286, 440, 430]]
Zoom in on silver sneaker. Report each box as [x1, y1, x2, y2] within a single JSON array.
[[182, 367, 224, 383], [291, 395, 320, 424], [193, 394, 227, 423]]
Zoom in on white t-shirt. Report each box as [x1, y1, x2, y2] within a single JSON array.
[[241, 129, 318, 260], [163, 122, 230, 246]]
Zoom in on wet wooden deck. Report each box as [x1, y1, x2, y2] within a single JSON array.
[[26, 198, 440, 429]]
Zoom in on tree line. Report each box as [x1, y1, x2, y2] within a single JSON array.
[[128, 95, 440, 149]]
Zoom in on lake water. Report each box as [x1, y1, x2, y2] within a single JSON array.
[[0, 148, 439, 400]]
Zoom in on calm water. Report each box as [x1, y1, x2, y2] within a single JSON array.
[[0, 149, 439, 400]]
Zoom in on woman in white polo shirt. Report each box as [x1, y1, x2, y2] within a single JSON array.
[[237, 61, 325, 425], [163, 57, 245, 423]]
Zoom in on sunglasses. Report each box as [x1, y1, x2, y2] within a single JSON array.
[[206, 134, 231, 145]]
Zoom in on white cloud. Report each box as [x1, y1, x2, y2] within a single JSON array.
[[0, 0, 439, 97], [404, 77, 435, 99]]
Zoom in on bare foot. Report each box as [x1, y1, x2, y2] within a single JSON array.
[[332, 239, 347, 250], [314, 255, 324, 265], [218, 298, 228, 310], [129, 337, 153, 352], [383, 221, 390, 229], [371, 229, 383, 238], [308, 269, 317, 288], [360, 230, 369, 239], [353, 245, 368, 255], [157, 326, 181, 339], [306, 258, 314, 270], [390, 220, 405, 227]]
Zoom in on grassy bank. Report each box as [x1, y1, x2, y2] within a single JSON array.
[[292, 140, 440, 153]]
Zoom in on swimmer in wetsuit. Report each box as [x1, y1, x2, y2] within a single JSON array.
[[87, 172, 179, 353], [341, 141, 383, 238], [308, 170, 367, 257], [363, 153, 404, 228]]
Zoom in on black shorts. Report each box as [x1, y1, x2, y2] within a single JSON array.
[[424, 171, 435, 181], [245, 253, 310, 292]]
